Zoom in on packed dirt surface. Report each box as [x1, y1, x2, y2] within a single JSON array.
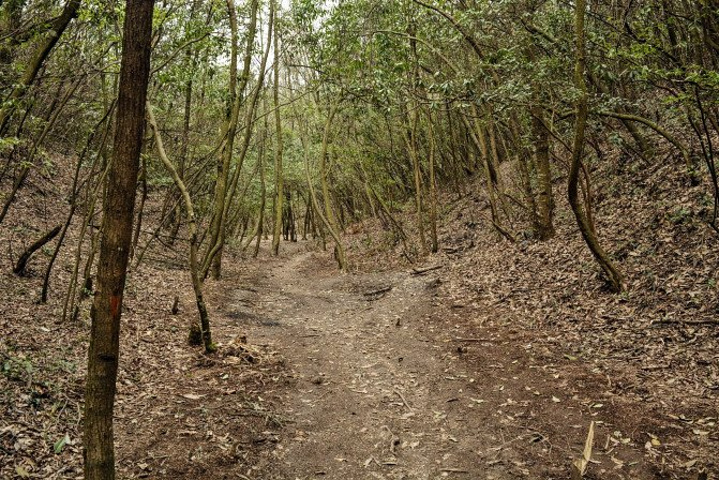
[[222, 241, 684, 480]]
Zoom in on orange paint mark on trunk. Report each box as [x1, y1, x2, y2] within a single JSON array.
[[110, 295, 121, 318]]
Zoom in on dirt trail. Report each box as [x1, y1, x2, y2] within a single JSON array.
[[224, 242, 659, 480], [227, 244, 493, 479]]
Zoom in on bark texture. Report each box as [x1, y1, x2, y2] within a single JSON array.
[[83, 1, 154, 478]]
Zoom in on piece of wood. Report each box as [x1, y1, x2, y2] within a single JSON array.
[[363, 285, 393, 297], [394, 389, 413, 411], [14, 225, 61, 275], [171, 296, 180, 315], [411, 264, 444, 275]]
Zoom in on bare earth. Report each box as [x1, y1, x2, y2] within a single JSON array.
[[223, 241, 663, 480]]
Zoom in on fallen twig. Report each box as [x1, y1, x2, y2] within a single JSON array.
[[383, 425, 400, 454], [394, 388, 413, 411], [363, 285, 393, 297], [411, 264, 444, 275]]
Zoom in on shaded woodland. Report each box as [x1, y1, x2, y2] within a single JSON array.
[[1, 0, 718, 478]]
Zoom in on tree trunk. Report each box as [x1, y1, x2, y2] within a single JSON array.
[[83, 1, 154, 479], [41, 100, 115, 304], [130, 154, 148, 258], [510, 118, 540, 237], [222, 0, 274, 218], [203, 0, 259, 280], [0, 0, 81, 135], [13, 225, 61, 275], [62, 159, 110, 322], [254, 122, 267, 258], [403, 109, 426, 254], [426, 116, 439, 253], [568, 0, 623, 293], [271, 2, 283, 256], [147, 103, 215, 354], [206, 0, 240, 280], [300, 113, 346, 271], [316, 101, 346, 269], [532, 107, 555, 239], [462, 110, 514, 242]]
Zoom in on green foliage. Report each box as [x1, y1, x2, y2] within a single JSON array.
[[2, 353, 33, 383], [2, 0, 718, 270], [0, 135, 19, 154]]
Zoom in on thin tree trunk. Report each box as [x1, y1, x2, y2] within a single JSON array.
[[204, 0, 259, 279], [130, 154, 148, 258], [532, 107, 555, 239], [147, 103, 215, 353], [317, 101, 346, 269], [271, 2, 283, 256], [13, 225, 61, 275], [0, 0, 81, 134], [254, 118, 267, 258], [41, 102, 114, 303], [510, 118, 540, 236], [568, 0, 623, 293], [206, 0, 240, 280], [62, 155, 111, 322], [462, 111, 514, 242], [426, 115, 439, 253], [218, 0, 274, 248], [227, 156, 261, 241], [402, 108, 426, 254], [299, 116, 346, 271]]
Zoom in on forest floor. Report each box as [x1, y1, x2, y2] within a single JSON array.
[[1, 232, 716, 479], [2, 158, 718, 479], [204, 239, 712, 480], [218, 241, 627, 480]]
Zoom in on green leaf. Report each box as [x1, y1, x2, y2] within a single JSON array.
[[54, 434, 70, 454]]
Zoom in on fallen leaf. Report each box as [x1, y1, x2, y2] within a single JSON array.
[[15, 466, 30, 478], [182, 393, 205, 400]]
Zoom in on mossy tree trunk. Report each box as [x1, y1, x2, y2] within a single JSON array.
[[532, 107, 555, 240]]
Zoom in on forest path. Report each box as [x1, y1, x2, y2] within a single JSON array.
[[224, 242, 532, 480]]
